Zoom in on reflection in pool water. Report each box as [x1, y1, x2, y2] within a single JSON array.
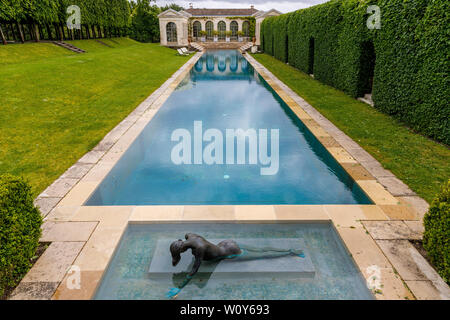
[[85, 50, 371, 206]]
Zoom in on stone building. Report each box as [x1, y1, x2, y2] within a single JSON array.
[[158, 5, 281, 47]]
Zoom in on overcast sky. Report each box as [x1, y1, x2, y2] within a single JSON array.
[[155, 0, 330, 13]]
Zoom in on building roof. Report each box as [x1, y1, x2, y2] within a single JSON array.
[[184, 8, 260, 17]]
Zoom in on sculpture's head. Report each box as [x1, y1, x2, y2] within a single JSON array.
[[170, 239, 184, 266]]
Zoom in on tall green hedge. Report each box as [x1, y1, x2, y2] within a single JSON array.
[[272, 13, 290, 63], [423, 180, 449, 284], [412, 0, 449, 143], [261, 0, 449, 144], [262, 16, 274, 56], [0, 175, 42, 297], [0, 0, 130, 28]]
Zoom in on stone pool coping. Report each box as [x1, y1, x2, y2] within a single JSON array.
[[11, 50, 449, 300]]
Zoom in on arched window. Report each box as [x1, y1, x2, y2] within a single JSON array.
[[195, 58, 203, 72], [218, 56, 226, 72], [230, 55, 238, 72], [218, 21, 226, 41], [230, 21, 238, 40], [205, 21, 213, 40], [242, 21, 250, 37], [166, 22, 177, 43], [193, 21, 201, 38]]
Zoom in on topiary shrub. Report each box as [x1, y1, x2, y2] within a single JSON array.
[[0, 175, 42, 297], [423, 180, 450, 284]]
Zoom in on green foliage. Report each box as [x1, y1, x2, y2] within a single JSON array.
[[273, 13, 290, 63], [262, 16, 274, 55], [129, 0, 159, 43], [0, 0, 131, 28], [261, 0, 449, 144], [372, 0, 428, 134], [159, 3, 184, 12], [0, 174, 42, 297], [423, 180, 450, 284]]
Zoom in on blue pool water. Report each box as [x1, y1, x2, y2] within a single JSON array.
[[86, 50, 371, 205], [94, 223, 374, 300]]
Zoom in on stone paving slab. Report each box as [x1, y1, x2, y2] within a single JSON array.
[[235, 205, 276, 220], [378, 177, 416, 197], [403, 221, 424, 237], [405, 280, 450, 300], [53, 270, 103, 300], [71, 226, 125, 272], [130, 206, 183, 222], [336, 226, 391, 270], [370, 268, 414, 300], [40, 221, 97, 242], [45, 205, 80, 222], [376, 240, 441, 281], [340, 163, 374, 180], [39, 178, 79, 198], [78, 150, 105, 164], [380, 204, 418, 220], [61, 163, 94, 179], [21, 242, 85, 283], [34, 197, 61, 217], [346, 148, 377, 164], [274, 205, 329, 221], [356, 180, 399, 205], [359, 161, 395, 178], [9, 282, 60, 300], [398, 196, 430, 220], [363, 221, 421, 240]]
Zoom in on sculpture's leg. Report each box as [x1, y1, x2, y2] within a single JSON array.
[[237, 245, 305, 259]]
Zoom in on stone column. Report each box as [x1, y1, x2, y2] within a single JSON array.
[[159, 20, 167, 46]]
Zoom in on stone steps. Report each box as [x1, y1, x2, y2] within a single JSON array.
[[52, 41, 85, 53]]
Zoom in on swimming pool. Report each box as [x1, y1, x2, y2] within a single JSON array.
[[86, 50, 371, 205], [94, 223, 374, 300]]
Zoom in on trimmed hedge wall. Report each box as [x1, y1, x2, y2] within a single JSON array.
[[0, 0, 130, 28], [272, 13, 290, 63], [262, 16, 274, 56], [261, 0, 449, 144], [423, 180, 449, 284], [0, 175, 42, 297]]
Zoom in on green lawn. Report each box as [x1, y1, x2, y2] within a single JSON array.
[[252, 53, 449, 203], [0, 39, 191, 196]]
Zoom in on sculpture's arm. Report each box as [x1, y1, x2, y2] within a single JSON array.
[[189, 254, 203, 277]]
